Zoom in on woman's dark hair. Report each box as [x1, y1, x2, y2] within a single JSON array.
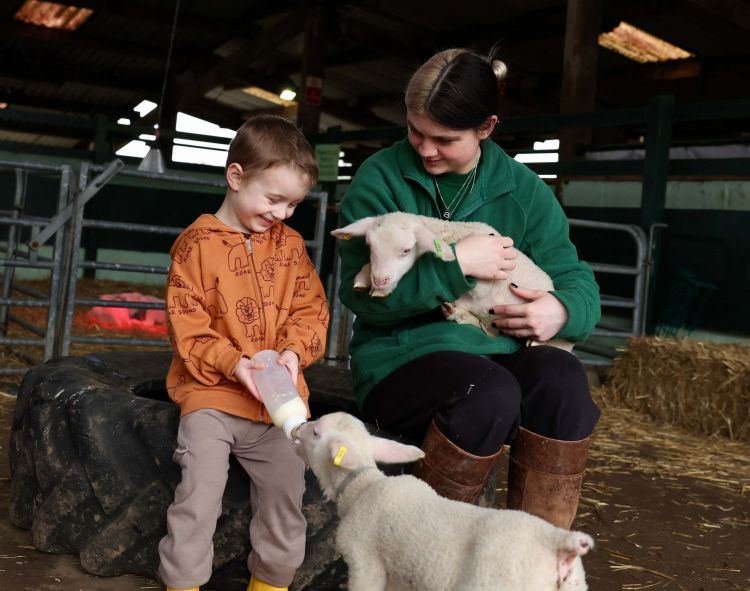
[[405, 48, 508, 130]]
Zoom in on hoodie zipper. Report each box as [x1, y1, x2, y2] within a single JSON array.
[[245, 234, 268, 348]]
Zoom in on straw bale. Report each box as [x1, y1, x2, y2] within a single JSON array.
[[602, 336, 750, 441]]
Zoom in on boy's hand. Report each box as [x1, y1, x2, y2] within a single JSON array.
[[234, 350, 299, 400], [279, 349, 300, 385], [233, 356, 264, 401]]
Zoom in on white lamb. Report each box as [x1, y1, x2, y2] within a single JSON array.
[[332, 212, 573, 349], [294, 411, 593, 591]]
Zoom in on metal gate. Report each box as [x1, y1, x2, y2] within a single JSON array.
[[0, 160, 71, 376], [0, 160, 329, 377]]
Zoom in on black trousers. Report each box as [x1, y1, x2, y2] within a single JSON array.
[[363, 346, 601, 456]]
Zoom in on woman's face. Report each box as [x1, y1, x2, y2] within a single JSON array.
[[406, 110, 496, 175]]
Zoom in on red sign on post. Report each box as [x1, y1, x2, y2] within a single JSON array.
[[304, 76, 323, 106]]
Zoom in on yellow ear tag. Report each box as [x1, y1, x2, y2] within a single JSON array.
[[333, 445, 348, 466], [434, 239, 443, 260], [341, 233, 352, 241]]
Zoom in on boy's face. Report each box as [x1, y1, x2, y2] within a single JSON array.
[[224, 164, 310, 233]]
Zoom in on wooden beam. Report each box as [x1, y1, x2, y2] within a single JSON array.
[[686, 0, 750, 32], [174, 10, 305, 112], [0, 93, 125, 118], [0, 61, 159, 96], [222, 10, 305, 73], [69, 0, 286, 35], [0, 21, 204, 63]]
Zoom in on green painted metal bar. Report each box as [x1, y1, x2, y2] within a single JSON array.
[[641, 96, 674, 230], [641, 96, 675, 334], [673, 98, 750, 122]]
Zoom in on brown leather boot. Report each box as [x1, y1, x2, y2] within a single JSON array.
[[506, 427, 591, 529], [411, 420, 502, 504]]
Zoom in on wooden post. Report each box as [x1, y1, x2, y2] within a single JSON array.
[[559, 0, 602, 163], [297, 0, 328, 134]]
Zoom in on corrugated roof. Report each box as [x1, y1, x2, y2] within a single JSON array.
[[0, 0, 748, 149]]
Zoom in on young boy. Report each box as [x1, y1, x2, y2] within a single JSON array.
[[158, 115, 329, 591]]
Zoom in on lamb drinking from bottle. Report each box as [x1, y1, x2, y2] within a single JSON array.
[[294, 411, 593, 591]]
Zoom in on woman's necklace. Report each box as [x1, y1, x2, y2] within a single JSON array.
[[432, 149, 481, 220]]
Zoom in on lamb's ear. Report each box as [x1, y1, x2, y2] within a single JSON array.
[[371, 436, 425, 464], [328, 436, 360, 470], [557, 532, 593, 582], [413, 223, 455, 261], [331, 217, 376, 240]]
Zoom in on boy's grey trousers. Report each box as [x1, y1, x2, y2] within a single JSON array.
[[158, 408, 306, 589]]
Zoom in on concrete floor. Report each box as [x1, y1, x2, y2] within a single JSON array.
[[3, 373, 750, 591]]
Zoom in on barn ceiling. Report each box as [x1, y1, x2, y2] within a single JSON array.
[[1, 0, 749, 158]]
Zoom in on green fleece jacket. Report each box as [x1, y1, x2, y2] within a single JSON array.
[[338, 137, 601, 408]]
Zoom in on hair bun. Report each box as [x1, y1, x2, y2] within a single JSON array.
[[491, 59, 508, 81]]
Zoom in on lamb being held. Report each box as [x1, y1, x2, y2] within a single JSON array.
[[331, 212, 572, 350], [294, 411, 593, 591]]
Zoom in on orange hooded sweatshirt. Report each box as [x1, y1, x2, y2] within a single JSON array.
[[165, 214, 329, 422]]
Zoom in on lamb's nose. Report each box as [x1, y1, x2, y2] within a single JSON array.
[[372, 275, 390, 288]]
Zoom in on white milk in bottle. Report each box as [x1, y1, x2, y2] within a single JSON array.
[[251, 349, 307, 438]]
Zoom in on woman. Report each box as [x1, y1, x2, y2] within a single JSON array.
[[336, 47, 601, 529]]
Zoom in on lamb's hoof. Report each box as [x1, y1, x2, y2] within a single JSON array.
[[353, 281, 369, 292], [440, 302, 456, 318], [370, 289, 388, 298]]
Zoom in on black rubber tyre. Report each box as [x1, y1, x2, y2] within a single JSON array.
[[9, 352, 498, 590], [9, 351, 344, 591]]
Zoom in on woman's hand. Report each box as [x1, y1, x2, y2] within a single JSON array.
[[489, 285, 569, 342], [455, 234, 517, 280]]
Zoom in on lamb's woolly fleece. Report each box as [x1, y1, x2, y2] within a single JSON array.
[[331, 212, 572, 350], [295, 412, 592, 591]]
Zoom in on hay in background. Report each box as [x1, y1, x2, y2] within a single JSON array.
[[603, 336, 750, 442]]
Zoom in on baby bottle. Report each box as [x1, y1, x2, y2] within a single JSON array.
[[251, 349, 307, 439]]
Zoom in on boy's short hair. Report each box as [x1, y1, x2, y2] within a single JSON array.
[[226, 114, 319, 186]]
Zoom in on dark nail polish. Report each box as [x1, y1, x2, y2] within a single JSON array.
[[510, 282, 518, 288]]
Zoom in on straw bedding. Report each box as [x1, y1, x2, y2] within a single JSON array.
[[0, 279, 169, 382]]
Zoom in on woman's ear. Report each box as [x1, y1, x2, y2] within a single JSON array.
[[226, 163, 244, 191], [477, 115, 498, 139]]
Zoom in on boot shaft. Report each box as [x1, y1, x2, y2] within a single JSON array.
[[507, 427, 591, 529], [411, 420, 503, 504]]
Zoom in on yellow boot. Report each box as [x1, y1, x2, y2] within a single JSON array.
[[166, 587, 199, 591], [247, 575, 288, 591]]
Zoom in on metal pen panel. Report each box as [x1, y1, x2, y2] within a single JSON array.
[[569, 218, 649, 360], [0, 160, 72, 373], [59, 164, 328, 358]]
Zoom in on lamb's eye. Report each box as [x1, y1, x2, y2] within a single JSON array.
[[312, 428, 319, 437], [400, 247, 412, 257]]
